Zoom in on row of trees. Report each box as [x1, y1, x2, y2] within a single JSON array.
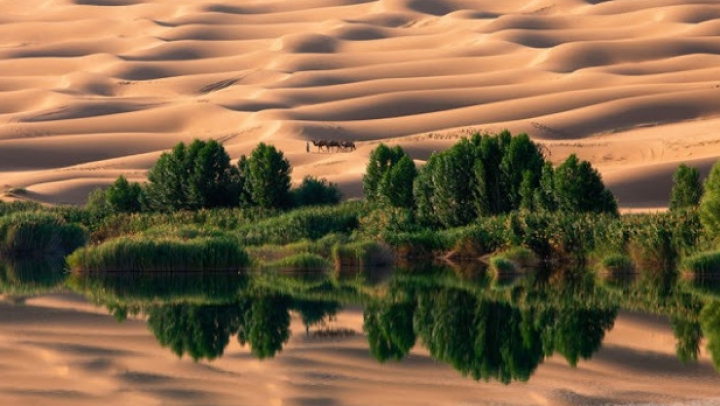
[[88, 140, 341, 215], [363, 131, 618, 228]]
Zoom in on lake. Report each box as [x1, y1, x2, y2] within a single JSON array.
[[1, 262, 719, 406]]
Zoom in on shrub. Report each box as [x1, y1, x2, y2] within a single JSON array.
[[86, 175, 145, 217], [291, 176, 342, 208]]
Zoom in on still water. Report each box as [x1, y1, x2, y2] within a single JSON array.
[[1, 261, 720, 405]]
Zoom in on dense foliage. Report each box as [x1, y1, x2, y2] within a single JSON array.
[[670, 164, 702, 212]]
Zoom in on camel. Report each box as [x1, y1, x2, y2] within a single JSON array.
[[311, 139, 329, 152], [327, 140, 341, 152], [340, 140, 356, 151]]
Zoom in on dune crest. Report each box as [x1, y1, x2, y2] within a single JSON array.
[[1, 0, 720, 206]]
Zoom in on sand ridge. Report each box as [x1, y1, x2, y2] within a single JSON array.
[[2, 0, 720, 206]]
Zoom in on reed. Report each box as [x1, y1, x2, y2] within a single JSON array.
[[0, 212, 87, 258], [67, 236, 250, 272], [332, 240, 393, 269]]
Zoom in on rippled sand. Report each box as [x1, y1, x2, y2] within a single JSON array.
[[2, 0, 720, 207]]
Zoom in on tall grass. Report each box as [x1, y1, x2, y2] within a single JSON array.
[[67, 236, 250, 272], [332, 240, 393, 269], [0, 212, 87, 258]]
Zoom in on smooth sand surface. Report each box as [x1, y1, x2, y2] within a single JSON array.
[[2, 0, 720, 206], [0, 294, 719, 406]]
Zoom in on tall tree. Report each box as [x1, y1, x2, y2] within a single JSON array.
[[243, 143, 292, 209], [700, 160, 720, 240], [363, 144, 415, 207], [670, 164, 703, 211], [145, 139, 239, 211]]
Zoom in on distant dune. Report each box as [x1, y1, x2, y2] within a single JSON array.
[[2, 0, 720, 207]]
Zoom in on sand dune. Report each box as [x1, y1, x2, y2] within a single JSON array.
[[1, 0, 720, 205]]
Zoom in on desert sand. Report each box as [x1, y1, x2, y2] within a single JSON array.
[[1, 0, 720, 207], [0, 293, 718, 406]]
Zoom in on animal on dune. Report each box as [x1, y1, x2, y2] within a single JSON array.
[[311, 139, 329, 152], [327, 140, 341, 152], [310, 139, 357, 153], [340, 140, 356, 151]]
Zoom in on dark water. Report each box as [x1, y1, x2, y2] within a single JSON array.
[[3, 260, 720, 404]]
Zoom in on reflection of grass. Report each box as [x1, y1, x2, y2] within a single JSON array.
[[0, 257, 67, 296], [264, 253, 331, 272], [67, 236, 250, 272], [681, 250, 720, 278], [598, 254, 634, 274]]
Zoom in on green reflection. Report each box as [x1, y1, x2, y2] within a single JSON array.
[[7, 264, 712, 383]]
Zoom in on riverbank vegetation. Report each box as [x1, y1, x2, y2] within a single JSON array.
[[0, 130, 718, 275]]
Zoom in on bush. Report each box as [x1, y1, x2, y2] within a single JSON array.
[[86, 175, 145, 217], [67, 236, 250, 272], [553, 154, 618, 215], [291, 176, 342, 208], [500, 246, 537, 268]]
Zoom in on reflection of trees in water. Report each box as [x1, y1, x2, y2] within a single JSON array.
[[701, 301, 720, 370], [148, 303, 244, 361], [365, 271, 619, 383], [142, 293, 343, 362], [364, 300, 416, 362]]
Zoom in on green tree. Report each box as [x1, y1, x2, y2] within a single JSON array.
[[242, 143, 292, 209], [363, 144, 414, 206], [499, 133, 545, 211], [700, 160, 720, 240], [86, 175, 145, 216], [145, 140, 239, 211], [554, 154, 618, 215], [533, 162, 557, 211], [670, 164, 703, 211], [380, 155, 417, 208], [290, 176, 342, 208]]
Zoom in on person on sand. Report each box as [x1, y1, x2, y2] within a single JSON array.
[[306, 141, 310, 153]]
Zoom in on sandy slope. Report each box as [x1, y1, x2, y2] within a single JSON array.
[[2, 0, 720, 206], [0, 294, 718, 406]]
